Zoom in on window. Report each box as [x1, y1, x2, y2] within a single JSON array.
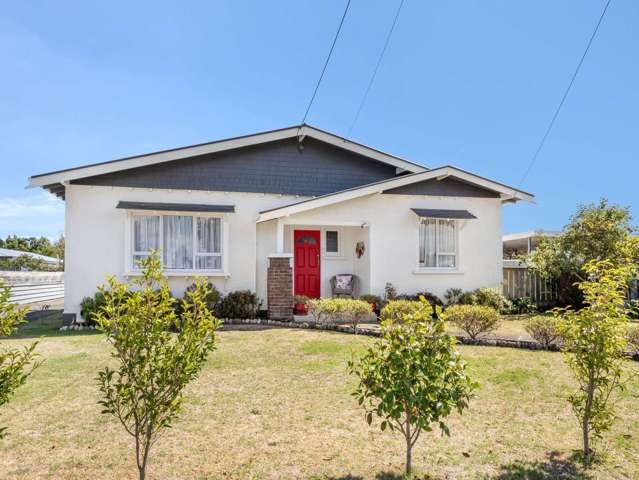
[[419, 218, 457, 268], [325, 230, 339, 255], [133, 215, 160, 265], [132, 214, 222, 271]]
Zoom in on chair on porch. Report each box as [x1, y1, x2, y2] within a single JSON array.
[[330, 274, 359, 298]]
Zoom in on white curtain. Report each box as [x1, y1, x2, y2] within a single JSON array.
[[196, 217, 221, 270], [419, 219, 437, 267], [438, 219, 456, 267], [133, 216, 159, 266], [134, 216, 160, 251], [163, 216, 193, 269]]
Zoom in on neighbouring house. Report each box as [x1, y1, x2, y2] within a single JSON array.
[[28, 125, 534, 321], [502, 230, 560, 258], [0, 247, 61, 269]]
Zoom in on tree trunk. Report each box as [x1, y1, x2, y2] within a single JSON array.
[[405, 422, 412, 476], [583, 373, 595, 466], [406, 439, 412, 476], [582, 419, 590, 466]]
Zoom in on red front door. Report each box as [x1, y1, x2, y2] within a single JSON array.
[[294, 230, 321, 299]]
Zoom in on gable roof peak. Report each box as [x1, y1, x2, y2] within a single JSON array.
[[28, 124, 428, 191]]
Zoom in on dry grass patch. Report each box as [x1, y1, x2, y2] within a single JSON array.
[[1, 322, 638, 479]]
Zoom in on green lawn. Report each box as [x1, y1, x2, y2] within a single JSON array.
[[1, 316, 639, 479]]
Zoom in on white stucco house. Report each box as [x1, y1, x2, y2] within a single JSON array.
[[28, 125, 533, 321]]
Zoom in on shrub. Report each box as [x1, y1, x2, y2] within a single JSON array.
[[293, 295, 309, 304], [457, 290, 477, 305], [473, 288, 512, 313], [1, 280, 39, 438], [80, 292, 107, 326], [444, 288, 464, 306], [359, 294, 382, 306], [525, 315, 561, 348], [180, 282, 222, 316], [217, 290, 261, 319], [384, 283, 398, 302], [359, 294, 383, 314], [416, 291, 443, 307], [510, 297, 538, 315], [379, 300, 423, 325], [627, 325, 639, 356], [456, 287, 511, 314], [307, 298, 372, 332], [394, 291, 443, 307], [445, 304, 501, 340]]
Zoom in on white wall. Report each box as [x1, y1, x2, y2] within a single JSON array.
[[64, 185, 306, 318], [65, 184, 504, 318], [271, 193, 503, 300]]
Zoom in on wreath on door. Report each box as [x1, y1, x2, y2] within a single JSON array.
[[355, 241, 365, 259]]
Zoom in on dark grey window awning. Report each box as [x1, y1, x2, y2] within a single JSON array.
[[411, 208, 477, 219], [116, 201, 235, 213]]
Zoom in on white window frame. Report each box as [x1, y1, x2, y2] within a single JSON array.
[[323, 228, 342, 257], [125, 210, 229, 276], [418, 218, 459, 270]]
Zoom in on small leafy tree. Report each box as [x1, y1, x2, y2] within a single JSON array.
[[349, 298, 476, 475], [0, 281, 39, 439], [95, 253, 221, 480], [556, 260, 634, 466]]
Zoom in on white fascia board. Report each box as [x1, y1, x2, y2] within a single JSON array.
[[29, 125, 427, 188], [256, 166, 535, 223]]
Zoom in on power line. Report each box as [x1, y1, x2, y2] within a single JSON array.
[[347, 0, 406, 137], [518, 0, 612, 186], [301, 0, 352, 125]]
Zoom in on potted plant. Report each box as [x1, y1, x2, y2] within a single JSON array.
[[293, 295, 310, 315], [359, 294, 383, 315]]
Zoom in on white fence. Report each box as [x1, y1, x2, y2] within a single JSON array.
[[502, 260, 558, 304], [1, 272, 64, 305], [8, 282, 65, 305]]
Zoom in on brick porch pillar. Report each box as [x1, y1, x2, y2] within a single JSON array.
[[267, 254, 294, 321]]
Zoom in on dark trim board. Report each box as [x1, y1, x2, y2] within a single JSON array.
[[116, 201, 235, 213], [411, 208, 477, 219]]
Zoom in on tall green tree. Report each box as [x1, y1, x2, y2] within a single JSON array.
[[348, 299, 476, 476], [1, 235, 57, 258], [527, 199, 638, 305], [0, 281, 39, 439], [95, 252, 221, 480], [557, 260, 634, 466]]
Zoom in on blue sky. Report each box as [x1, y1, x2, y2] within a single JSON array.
[[1, 0, 637, 239]]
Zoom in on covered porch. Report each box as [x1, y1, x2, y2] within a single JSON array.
[[260, 216, 371, 321], [274, 218, 370, 299]]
